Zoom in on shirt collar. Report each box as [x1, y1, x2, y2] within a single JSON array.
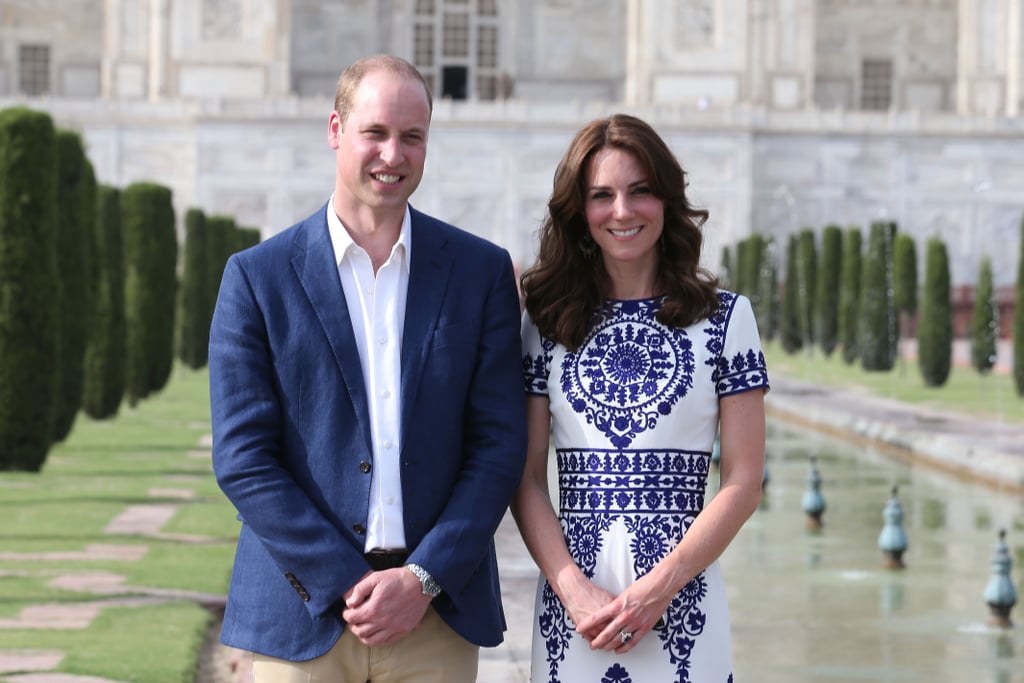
[[327, 194, 412, 272]]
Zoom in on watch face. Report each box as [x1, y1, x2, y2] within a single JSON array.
[[408, 564, 441, 596]]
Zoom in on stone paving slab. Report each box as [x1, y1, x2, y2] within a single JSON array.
[[0, 545, 147, 563], [4, 675, 128, 683], [0, 651, 63, 673], [102, 505, 178, 536]]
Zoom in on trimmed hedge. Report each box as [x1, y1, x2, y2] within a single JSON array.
[[970, 255, 998, 375], [754, 237, 779, 341], [860, 221, 898, 371], [177, 208, 209, 370], [236, 225, 262, 253], [123, 182, 177, 405], [51, 130, 96, 442], [816, 225, 842, 356], [893, 233, 918, 318], [780, 233, 803, 354], [797, 229, 818, 345], [839, 227, 862, 364], [719, 244, 733, 289], [205, 215, 236, 329], [0, 107, 60, 471], [918, 237, 952, 386], [83, 185, 126, 419]]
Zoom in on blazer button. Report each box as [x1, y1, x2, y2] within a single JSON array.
[[359, 461, 371, 473], [353, 523, 365, 535]]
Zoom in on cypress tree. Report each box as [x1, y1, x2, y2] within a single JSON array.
[[816, 225, 843, 356], [51, 130, 96, 442], [720, 244, 733, 289], [839, 227, 863, 364], [893, 232, 918, 369], [734, 238, 750, 296], [893, 233, 918, 319], [798, 228, 818, 345], [744, 233, 765, 317], [918, 237, 953, 386], [755, 236, 779, 341], [177, 208, 208, 370], [0, 107, 60, 471], [206, 215, 236, 323], [1015, 213, 1024, 395], [82, 185, 126, 419], [970, 255, 998, 375], [236, 225, 262, 253], [780, 234, 803, 354], [860, 221, 898, 371], [123, 182, 177, 405]]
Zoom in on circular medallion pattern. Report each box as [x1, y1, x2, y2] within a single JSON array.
[[562, 300, 694, 447]]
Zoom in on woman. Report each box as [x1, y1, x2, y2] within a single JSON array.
[[513, 114, 769, 682]]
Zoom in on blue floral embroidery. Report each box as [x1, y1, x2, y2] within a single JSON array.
[[707, 291, 769, 396], [524, 335, 556, 394], [538, 448, 712, 682], [601, 663, 633, 683], [538, 580, 574, 683], [560, 299, 694, 448]]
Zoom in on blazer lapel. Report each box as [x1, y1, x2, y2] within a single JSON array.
[[291, 206, 372, 448], [401, 210, 453, 443]]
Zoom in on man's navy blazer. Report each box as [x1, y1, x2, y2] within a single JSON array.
[[209, 203, 527, 661]]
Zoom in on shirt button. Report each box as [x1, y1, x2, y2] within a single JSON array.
[[378, 336, 387, 345], [382, 440, 393, 449], [359, 461, 371, 473], [386, 496, 395, 505], [381, 390, 391, 398]]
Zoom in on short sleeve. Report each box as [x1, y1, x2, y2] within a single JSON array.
[[521, 311, 554, 396], [713, 292, 770, 397]]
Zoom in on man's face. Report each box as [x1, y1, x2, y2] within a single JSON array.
[[329, 70, 431, 217]]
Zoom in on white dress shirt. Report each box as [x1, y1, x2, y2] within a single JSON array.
[[327, 196, 410, 552]]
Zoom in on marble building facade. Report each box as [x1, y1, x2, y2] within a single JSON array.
[[0, 0, 1022, 285]]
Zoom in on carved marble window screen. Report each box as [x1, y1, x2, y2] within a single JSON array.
[[862, 59, 893, 111], [413, 0, 500, 101], [19, 44, 50, 96]]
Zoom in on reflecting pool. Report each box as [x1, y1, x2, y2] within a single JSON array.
[[723, 421, 1024, 682]]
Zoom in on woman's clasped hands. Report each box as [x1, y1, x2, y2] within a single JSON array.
[[570, 572, 675, 655]]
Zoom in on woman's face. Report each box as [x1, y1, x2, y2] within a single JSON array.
[[583, 147, 665, 273]]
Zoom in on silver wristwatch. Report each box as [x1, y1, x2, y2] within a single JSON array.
[[406, 563, 442, 597]]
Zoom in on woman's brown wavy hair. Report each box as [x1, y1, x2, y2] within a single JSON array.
[[521, 113, 719, 351]]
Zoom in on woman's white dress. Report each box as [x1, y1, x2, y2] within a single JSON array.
[[521, 292, 769, 683]]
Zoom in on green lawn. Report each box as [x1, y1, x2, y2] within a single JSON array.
[[0, 365, 238, 683], [764, 341, 1024, 425]]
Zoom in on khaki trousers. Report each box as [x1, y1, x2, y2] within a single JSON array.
[[250, 607, 478, 683]]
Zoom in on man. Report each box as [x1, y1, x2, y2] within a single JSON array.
[[209, 54, 527, 682]]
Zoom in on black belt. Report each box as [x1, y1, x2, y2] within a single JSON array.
[[364, 549, 408, 571]]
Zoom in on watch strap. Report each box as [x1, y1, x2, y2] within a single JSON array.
[[406, 563, 442, 597]]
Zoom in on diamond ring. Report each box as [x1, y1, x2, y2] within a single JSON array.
[[619, 630, 633, 645]]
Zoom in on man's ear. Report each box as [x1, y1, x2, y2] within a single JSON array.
[[327, 111, 342, 148]]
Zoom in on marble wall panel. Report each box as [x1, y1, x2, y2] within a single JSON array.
[[178, 66, 266, 98], [202, 189, 270, 231], [114, 63, 147, 98], [61, 66, 101, 98], [653, 75, 739, 106]]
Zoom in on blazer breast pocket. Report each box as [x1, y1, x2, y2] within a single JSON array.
[[430, 320, 477, 351], [426, 321, 478, 385]]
